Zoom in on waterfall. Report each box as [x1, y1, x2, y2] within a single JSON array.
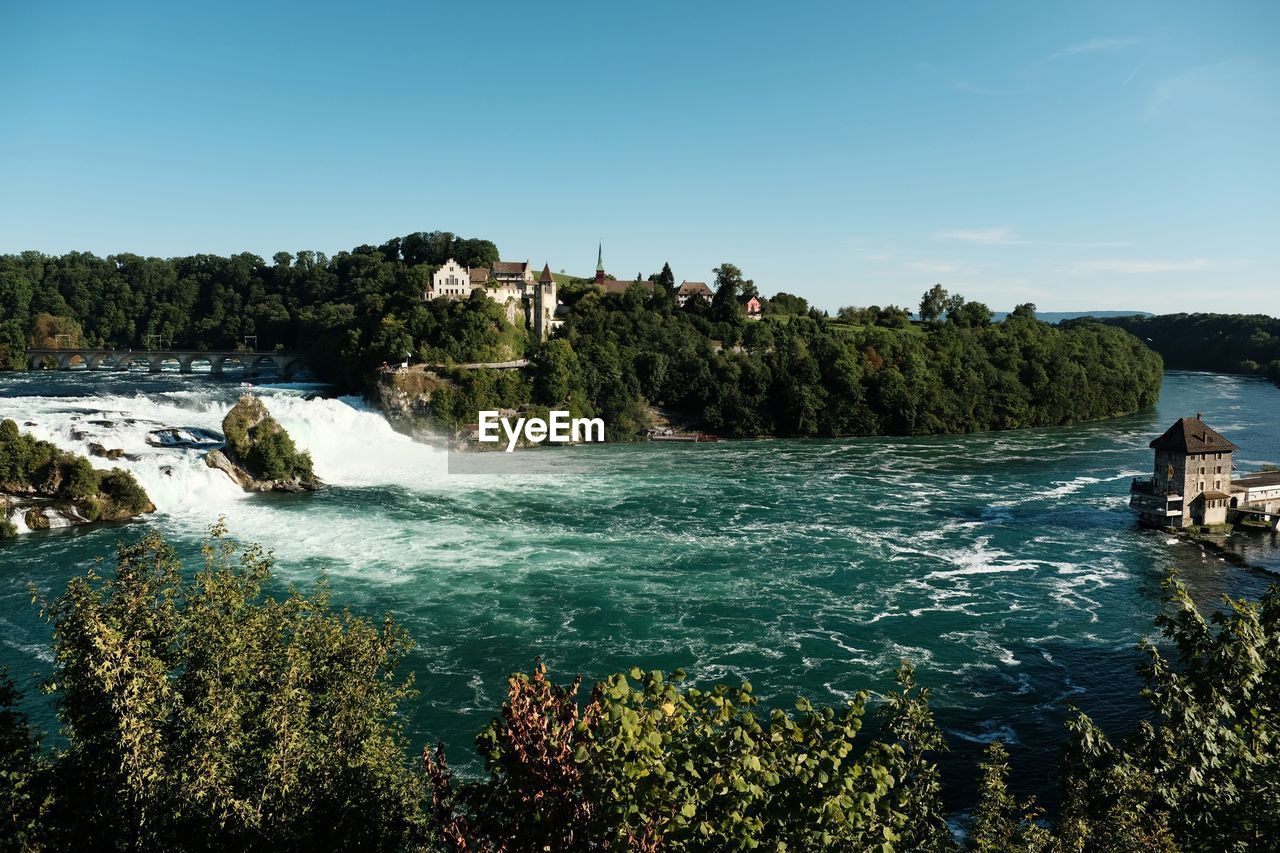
[[0, 384, 448, 539]]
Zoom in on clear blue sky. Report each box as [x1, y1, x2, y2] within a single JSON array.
[[2, 1, 1276, 313]]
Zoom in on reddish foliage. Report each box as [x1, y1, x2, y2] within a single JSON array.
[[863, 345, 885, 372]]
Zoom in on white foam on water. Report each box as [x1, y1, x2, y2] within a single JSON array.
[[0, 387, 451, 554]]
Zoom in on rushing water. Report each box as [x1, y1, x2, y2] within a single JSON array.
[[1, 368, 1278, 808]]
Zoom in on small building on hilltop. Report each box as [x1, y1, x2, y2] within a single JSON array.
[[739, 293, 763, 318], [429, 259, 473, 299], [492, 260, 535, 290], [423, 258, 559, 339], [676, 281, 713, 307], [591, 244, 655, 297], [1131, 415, 1237, 528]]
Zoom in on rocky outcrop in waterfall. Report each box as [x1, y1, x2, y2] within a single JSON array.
[[204, 395, 320, 493], [0, 419, 154, 538], [374, 370, 449, 421]]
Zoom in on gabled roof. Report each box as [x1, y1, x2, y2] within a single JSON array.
[[469, 267, 490, 284], [677, 281, 712, 295], [1150, 417, 1239, 454], [492, 260, 529, 276], [737, 293, 760, 304]]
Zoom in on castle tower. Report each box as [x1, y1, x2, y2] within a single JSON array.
[[535, 263, 556, 340], [595, 242, 605, 284]]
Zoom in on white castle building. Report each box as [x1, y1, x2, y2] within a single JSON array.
[[425, 259, 560, 339]]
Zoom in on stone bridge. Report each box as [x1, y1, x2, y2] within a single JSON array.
[[25, 349, 306, 377], [1234, 506, 1280, 533]]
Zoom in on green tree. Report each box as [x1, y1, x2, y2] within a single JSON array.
[[919, 284, 948, 326], [432, 663, 948, 851], [0, 667, 49, 852], [655, 262, 675, 293], [968, 741, 1050, 852], [36, 525, 426, 851]]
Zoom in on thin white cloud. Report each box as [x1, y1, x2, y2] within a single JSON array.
[[1145, 58, 1275, 118], [933, 227, 1023, 245], [932, 227, 1130, 249], [1066, 259, 1212, 274], [1047, 37, 1143, 62]]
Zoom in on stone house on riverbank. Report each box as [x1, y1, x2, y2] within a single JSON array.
[[1131, 415, 1280, 530]]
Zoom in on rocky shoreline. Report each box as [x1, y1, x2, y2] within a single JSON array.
[[1, 419, 155, 537]]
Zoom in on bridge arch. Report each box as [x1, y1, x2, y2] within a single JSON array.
[[116, 354, 153, 371], [22, 348, 306, 377], [150, 356, 181, 373]]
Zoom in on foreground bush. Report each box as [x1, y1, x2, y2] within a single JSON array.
[[968, 575, 1280, 853], [427, 663, 951, 851], [28, 525, 424, 852]]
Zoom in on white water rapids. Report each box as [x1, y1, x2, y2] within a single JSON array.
[[0, 383, 456, 568]]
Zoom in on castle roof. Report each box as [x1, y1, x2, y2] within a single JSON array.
[[492, 261, 529, 276], [539, 263, 554, 284], [469, 267, 490, 284], [1150, 417, 1239, 454]]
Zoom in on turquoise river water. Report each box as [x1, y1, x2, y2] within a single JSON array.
[[1, 369, 1278, 808]]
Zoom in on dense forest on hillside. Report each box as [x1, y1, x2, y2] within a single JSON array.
[[530, 285, 1162, 439], [1089, 313, 1280, 383], [0, 233, 512, 386], [1, 236, 1163, 438], [4, 527, 1277, 850]]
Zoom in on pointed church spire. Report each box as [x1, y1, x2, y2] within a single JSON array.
[[596, 242, 604, 272]]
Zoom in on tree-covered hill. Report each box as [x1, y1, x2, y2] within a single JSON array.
[[528, 286, 1163, 439], [1, 235, 1164, 439], [0, 232, 512, 386], [1088, 313, 1280, 383]]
